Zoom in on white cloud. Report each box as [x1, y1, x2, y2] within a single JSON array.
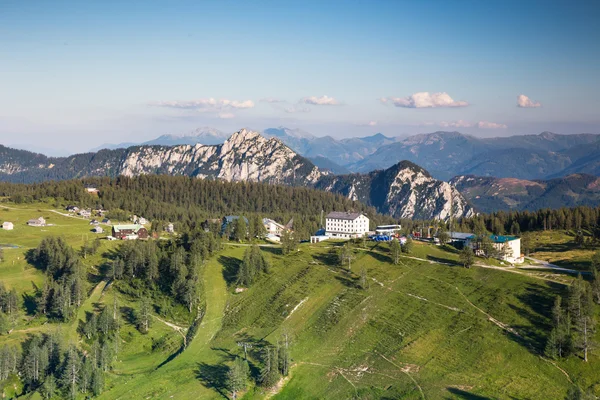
[[259, 97, 286, 103], [217, 112, 235, 119], [150, 98, 255, 112], [419, 120, 507, 129], [380, 92, 468, 108], [284, 106, 311, 114], [517, 94, 541, 108], [477, 120, 507, 129], [302, 95, 340, 105], [356, 121, 377, 126]]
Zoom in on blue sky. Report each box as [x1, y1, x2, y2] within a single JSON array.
[[1, 0, 599, 154]]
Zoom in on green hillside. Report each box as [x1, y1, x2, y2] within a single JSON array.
[[0, 203, 599, 399]]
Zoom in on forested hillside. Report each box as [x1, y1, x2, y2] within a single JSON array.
[[0, 176, 395, 239]]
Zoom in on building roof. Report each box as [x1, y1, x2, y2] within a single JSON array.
[[112, 224, 144, 233], [326, 212, 365, 221], [450, 232, 475, 240], [489, 235, 518, 243], [263, 218, 285, 229], [223, 216, 249, 224]]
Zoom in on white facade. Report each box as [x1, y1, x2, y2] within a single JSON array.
[[325, 212, 370, 239], [263, 218, 286, 236], [495, 238, 522, 264], [2, 222, 13, 230]]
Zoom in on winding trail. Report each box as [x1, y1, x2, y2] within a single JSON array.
[[98, 253, 229, 400]]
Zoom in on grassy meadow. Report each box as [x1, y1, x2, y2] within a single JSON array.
[[0, 203, 599, 399]]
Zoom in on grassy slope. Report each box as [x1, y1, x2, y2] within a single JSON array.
[[98, 246, 236, 399], [1, 203, 599, 399], [94, 240, 600, 399], [526, 230, 599, 271]]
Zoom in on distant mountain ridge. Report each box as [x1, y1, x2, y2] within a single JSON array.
[[350, 131, 600, 180], [263, 127, 400, 167], [0, 129, 471, 220], [451, 173, 600, 213], [90, 127, 228, 151]]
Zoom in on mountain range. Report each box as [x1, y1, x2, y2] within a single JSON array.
[[347, 131, 600, 180], [451, 173, 600, 213], [90, 127, 600, 183], [90, 127, 229, 151], [0, 129, 471, 220]]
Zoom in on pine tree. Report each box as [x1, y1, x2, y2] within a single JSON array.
[[226, 356, 249, 400], [138, 298, 151, 333], [359, 267, 368, 290], [40, 374, 57, 399], [402, 237, 414, 254], [338, 242, 354, 271], [460, 247, 475, 269], [260, 346, 280, 388], [279, 332, 291, 377], [60, 346, 81, 399], [389, 240, 401, 265], [91, 365, 104, 396]]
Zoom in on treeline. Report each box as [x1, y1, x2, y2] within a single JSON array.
[[0, 330, 112, 398], [0, 284, 18, 334], [29, 237, 86, 322], [397, 205, 600, 236], [458, 206, 600, 236], [220, 333, 292, 399], [110, 230, 219, 317], [0, 175, 395, 239], [546, 273, 600, 363]]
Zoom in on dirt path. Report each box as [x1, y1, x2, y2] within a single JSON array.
[[523, 257, 589, 275], [364, 247, 569, 285], [375, 351, 425, 400], [152, 315, 188, 344], [223, 242, 278, 248]]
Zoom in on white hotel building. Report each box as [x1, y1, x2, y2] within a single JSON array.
[[325, 212, 370, 239]]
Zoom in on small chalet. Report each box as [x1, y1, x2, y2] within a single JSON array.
[[263, 218, 286, 236], [166, 223, 175, 233], [112, 224, 148, 240], [85, 186, 99, 194], [79, 210, 92, 218], [27, 217, 46, 227], [102, 218, 111, 225], [66, 205, 79, 213], [2, 222, 14, 230], [90, 219, 99, 225], [93, 226, 104, 234]]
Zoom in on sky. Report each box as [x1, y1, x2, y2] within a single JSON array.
[[1, 0, 599, 155]]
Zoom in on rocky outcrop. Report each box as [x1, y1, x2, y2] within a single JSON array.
[[316, 161, 474, 220]]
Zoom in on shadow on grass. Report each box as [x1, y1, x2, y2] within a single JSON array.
[[312, 249, 339, 266], [446, 387, 492, 399], [426, 255, 461, 267], [506, 281, 565, 355], [22, 286, 38, 316], [196, 362, 230, 398], [260, 246, 282, 256], [367, 249, 393, 264], [119, 306, 136, 326], [218, 256, 240, 286], [334, 274, 358, 289]]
